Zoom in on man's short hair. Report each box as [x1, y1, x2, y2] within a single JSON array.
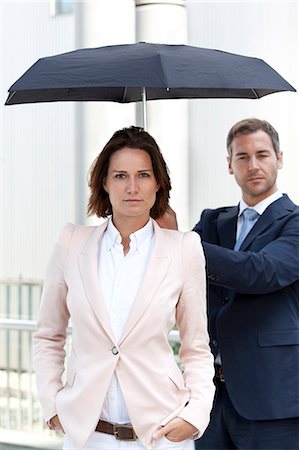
[[226, 118, 280, 156]]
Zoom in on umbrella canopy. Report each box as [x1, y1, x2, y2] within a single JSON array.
[[5, 42, 296, 130], [5, 42, 295, 105]]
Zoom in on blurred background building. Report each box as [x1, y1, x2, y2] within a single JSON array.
[[0, 1, 298, 449]]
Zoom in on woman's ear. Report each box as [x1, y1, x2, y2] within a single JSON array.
[[156, 184, 160, 192], [103, 178, 108, 193]]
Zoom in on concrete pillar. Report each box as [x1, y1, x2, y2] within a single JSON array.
[[135, 0, 189, 230], [74, 1, 135, 224]]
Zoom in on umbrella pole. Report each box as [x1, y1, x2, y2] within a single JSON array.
[[142, 86, 147, 131]]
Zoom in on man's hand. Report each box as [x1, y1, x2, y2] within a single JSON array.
[[153, 417, 197, 443], [47, 415, 65, 433], [156, 206, 178, 230]]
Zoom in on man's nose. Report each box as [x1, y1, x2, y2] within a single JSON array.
[[248, 156, 259, 171]]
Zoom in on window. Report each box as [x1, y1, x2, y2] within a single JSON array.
[[50, 0, 74, 16]]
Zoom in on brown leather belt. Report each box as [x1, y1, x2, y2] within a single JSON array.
[[95, 419, 138, 441], [215, 365, 225, 382]]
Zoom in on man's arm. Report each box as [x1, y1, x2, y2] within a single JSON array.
[[201, 211, 299, 295]]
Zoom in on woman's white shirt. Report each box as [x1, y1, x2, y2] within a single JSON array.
[[98, 218, 154, 423]]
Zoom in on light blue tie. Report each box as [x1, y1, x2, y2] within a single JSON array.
[[234, 208, 259, 251]]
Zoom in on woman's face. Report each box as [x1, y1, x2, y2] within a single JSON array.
[[103, 147, 160, 224]]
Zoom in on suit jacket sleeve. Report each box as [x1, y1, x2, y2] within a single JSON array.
[[198, 210, 299, 295], [33, 223, 75, 422], [176, 231, 215, 436]]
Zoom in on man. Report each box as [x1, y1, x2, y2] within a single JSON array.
[[192, 118, 299, 449]]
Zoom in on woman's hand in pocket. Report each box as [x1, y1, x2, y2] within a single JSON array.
[[48, 415, 65, 433], [153, 418, 197, 442]]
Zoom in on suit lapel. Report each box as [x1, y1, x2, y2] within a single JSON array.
[[217, 206, 239, 249], [240, 194, 295, 250], [119, 221, 170, 345], [78, 221, 116, 343]]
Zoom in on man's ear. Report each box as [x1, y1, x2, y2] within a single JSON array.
[[227, 156, 234, 174], [277, 151, 283, 169]]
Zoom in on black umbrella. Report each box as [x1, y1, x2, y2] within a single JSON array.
[[5, 42, 296, 130]]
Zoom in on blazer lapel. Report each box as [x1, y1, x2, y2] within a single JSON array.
[[119, 221, 170, 345], [78, 221, 116, 343], [240, 194, 295, 250], [217, 206, 239, 249]]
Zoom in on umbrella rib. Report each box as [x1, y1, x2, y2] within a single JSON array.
[[158, 51, 169, 90], [7, 91, 17, 103], [122, 87, 128, 103], [251, 88, 259, 99]]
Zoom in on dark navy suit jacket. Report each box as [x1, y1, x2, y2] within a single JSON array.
[[193, 194, 299, 421]]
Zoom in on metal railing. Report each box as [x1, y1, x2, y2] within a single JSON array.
[[0, 318, 72, 434], [0, 279, 43, 434]]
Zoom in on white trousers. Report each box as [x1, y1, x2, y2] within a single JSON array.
[[63, 432, 194, 450]]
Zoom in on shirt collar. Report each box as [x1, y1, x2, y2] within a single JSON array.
[[105, 217, 154, 251], [238, 190, 283, 217]]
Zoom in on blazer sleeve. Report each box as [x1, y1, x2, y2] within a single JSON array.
[[202, 211, 299, 294], [33, 223, 75, 422], [176, 231, 215, 437]]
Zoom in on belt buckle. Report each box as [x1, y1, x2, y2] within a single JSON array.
[[113, 423, 137, 441], [219, 371, 225, 382], [215, 365, 225, 382]]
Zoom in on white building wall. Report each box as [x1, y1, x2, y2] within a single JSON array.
[[187, 1, 299, 227], [1, 1, 76, 279]]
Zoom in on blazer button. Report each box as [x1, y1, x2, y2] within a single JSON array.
[[212, 340, 218, 347], [111, 346, 119, 355]]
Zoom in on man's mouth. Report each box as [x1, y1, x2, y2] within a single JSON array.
[[247, 176, 264, 182]]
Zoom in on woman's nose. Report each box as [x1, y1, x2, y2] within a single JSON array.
[[126, 177, 138, 193]]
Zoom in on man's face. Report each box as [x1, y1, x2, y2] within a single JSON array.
[[227, 130, 283, 206]]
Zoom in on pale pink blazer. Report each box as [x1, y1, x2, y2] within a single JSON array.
[[33, 220, 215, 449]]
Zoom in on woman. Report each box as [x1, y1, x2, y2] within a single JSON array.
[[33, 126, 215, 450]]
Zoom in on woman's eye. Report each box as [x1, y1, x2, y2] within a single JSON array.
[[115, 173, 126, 179], [139, 172, 150, 178]]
